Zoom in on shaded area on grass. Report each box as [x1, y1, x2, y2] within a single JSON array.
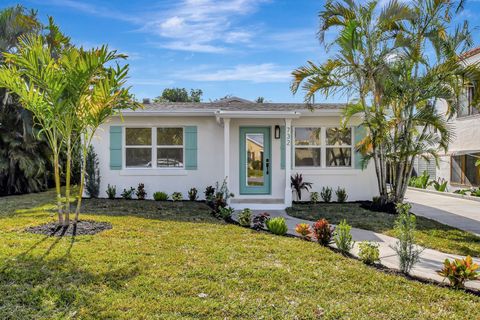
[[287, 202, 480, 257]]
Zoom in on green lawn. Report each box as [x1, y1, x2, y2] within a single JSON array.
[[1, 191, 480, 319], [287, 202, 480, 257]]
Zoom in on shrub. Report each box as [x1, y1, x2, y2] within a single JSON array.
[[266, 217, 288, 235], [320, 187, 332, 203], [85, 146, 100, 198], [334, 219, 354, 254], [210, 178, 234, 213], [204, 185, 215, 202], [188, 187, 198, 201], [295, 223, 313, 240], [136, 183, 147, 200], [153, 191, 168, 201], [238, 208, 252, 227], [121, 187, 135, 200], [106, 184, 116, 199], [408, 171, 430, 189], [471, 188, 480, 197], [335, 187, 348, 202], [390, 203, 423, 274], [313, 219, 334, 246], [290, 173, 312, 201], [358, 241, 380, 265], [218, 206, 234, 221], [431, 178, 448, 192], [437, 256, 479, 289], [454, 189, 469, 196], [252, 212, 270, 230], [171, 192, 183, 201], [310, 192, 319, 204]]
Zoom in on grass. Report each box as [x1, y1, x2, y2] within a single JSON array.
[[0, 191, 479, 319], [287, 202, 480, 257]]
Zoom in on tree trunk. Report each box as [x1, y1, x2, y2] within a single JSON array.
[[74, 144, 87, 223], [53, 152, 64, 226], [64, 137, 72, 227]]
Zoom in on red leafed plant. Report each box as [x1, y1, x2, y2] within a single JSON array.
[[295, 223, 313, 240], [437, 255, 479, 289], [313, 219, 334, 246]]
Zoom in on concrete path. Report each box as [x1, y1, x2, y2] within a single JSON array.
[[405, 189, 480, 236], [234, 210, 480, 290]]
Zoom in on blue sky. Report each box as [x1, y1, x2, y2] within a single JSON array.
[[6, 0, 480, 102]]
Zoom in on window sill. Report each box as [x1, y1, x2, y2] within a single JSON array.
[[119, 169, 187, 176], [293, 167, 360, 175]]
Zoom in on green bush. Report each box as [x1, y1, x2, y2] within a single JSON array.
[[106, 184, 116, 199], [238, 208, 252, 227], [120, 187, 135, 200], [171, 192, 183, 201], [218, 206, 234, 220], [153, 191, 169, 201], [334, 219, 354, 254], [320, 187, 332, 202], [454, 189, 469, 195], [358, 241, 380, 265], [265, 217, 288, 235], [408, 171, 430, 189], [431, 178, 447, 192], [310, 191, 319, 204], [335, 187, 348, 202], [188, 187, 198, 201]]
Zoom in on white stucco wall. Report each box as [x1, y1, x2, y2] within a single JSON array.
[[91, 114, 379, 203]]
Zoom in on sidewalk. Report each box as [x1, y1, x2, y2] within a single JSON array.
[[235, 210, 480, 291]]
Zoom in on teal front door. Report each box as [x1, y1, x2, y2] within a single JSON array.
[[239, 127, 271, 195]]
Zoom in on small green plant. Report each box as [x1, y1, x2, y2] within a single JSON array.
[[431, 178, 448, 192], [290, 173, 312, 201], [313, 219, 334, 246], [310, 191, 319, 204], [471, 188, 480, 197], [153, 191, 169, 201], [335, 187, 348, 202], [204, 185, 215, 202], [408, 171, 430, 189], [218, 206, 234, 221], [320, 187, 332, 203], [265, 217, 288, 235], [390, 203, 423, 274], [238, 208, 252, 227], [136, 183, 147, 200], [334, 219, 354, 254], [121, 187, 135, 200], [188, 187, 198, 201], [437, 256, 479, 289], [358, 241, 380, 265], [252, 212, 270, 230], [171, 192, 183, 201], [454, 189, 469, 195], [295, 223, 313, 240], [106, 184, 116, 199]]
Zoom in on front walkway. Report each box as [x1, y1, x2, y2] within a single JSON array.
[[239, 210, 480, 290], [405, 189, 480, 236]]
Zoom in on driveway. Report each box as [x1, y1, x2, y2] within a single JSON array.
[[405, 189, 480, 236]]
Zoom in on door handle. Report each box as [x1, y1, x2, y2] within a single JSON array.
[[266, 159, 270, 175]]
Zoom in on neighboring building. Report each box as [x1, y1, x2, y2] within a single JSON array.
[[435, 48, 480, 190], [92, 97, 378, 209]]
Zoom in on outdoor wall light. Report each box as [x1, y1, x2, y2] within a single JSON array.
[[274, 125, 281, 139]]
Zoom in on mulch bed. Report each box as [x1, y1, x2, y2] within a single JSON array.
[[25, 220, 112, 237]]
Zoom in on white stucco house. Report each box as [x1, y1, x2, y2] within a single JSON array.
[[434, 47, 480, 190], [91, 97, 378, 209]]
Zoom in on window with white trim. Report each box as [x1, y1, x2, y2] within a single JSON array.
[[125, 127, 184, 168], [326, 127, 353, 167], [294, 127, 322, 167]]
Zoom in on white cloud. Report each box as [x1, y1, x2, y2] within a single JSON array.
[[175, 63, 291, 83]]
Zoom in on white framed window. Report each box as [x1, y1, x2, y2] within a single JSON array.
[[294, 127, 322, 167], [325, 127, 353, 167], [124, 127, 184, 169], [293, 127, 353, 168]]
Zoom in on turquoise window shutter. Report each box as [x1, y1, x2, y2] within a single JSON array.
[[354, 125, 366, 169], [280, 126, 285, 169], [110, 126, 122, 170], [185, 126, 198, 170]]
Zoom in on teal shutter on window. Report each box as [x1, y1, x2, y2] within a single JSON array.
[[354, 125, 366, 169], [280, 126, 285, 169], [110, 126, 122, 170], [185, 126, 198, 170]]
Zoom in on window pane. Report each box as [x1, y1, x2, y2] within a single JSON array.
[[126, 148, 151, 167], [326, 148, 352, 167], [246, 133, 264, 186], [326, 128, 351, 146], [157, 148, 183, 167], [126, 128, 151, 145], [295, 128, 321, 145], [465, 153, 480, 186], [451, 156, 463, 184], [157, 128, 183, 145], [295, 148, 321, 166]]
